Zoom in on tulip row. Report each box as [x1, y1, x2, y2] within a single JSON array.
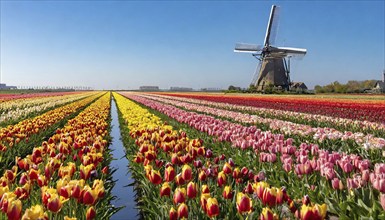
[[114, 92, 328, 220], [161, 93, 385, 125], [123, 93, 385, 218], [0, 91, 81, 103], [0, 92, 97, 127], [139, 93, 385, 151], [0, 91, 83, 114], [155, 93, 385, 137], [0, 92, 104, 172], [0, 92, 114, 220]]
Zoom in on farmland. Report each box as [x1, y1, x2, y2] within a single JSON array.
[[0, 91, 384, 219]]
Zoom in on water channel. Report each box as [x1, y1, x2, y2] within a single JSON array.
[[110, 98, 138, 220]]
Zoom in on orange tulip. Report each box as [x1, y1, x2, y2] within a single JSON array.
[[177, 203, 188, 219], [236, 192, 252, 214], [206, 197, 220, 218]]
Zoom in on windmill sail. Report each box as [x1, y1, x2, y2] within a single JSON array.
[[271, 46, 307, 55], [264, 5, 280, 46], [234, 43, 262, 53], [251, 60, 262, 85]]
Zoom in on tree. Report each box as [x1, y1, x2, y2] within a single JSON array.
[[228, 85, 236, 91]]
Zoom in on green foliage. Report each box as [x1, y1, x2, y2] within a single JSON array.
[[315, 80, 377, 94]]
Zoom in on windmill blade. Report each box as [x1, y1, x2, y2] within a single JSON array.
[[272, 46, 307, 55], [268, 6, 280, 46], [234, 43, 262, 53], [251, 59, 262, 86], [263, 5, 280, 47]]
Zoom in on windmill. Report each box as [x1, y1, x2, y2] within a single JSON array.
[[234, 5, 307, 91]]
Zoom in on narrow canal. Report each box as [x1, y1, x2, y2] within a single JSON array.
[[110, 97, 138, 219]]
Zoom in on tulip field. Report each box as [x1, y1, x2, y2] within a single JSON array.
[[0, 91, 384, 219]]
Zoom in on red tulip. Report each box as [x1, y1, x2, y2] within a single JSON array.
[[46, 194, 67, 213], [222, 186, 233, 199], [6, 199, 22, 220], [233, 167, 241, 179], [300, 203, 327, 220], [244, 182, 253, 194], [169, 207, 177, 220], [262, 187, 283, 207], [206, 198, 220, 218], [149, 169, 162, 185], [254, 181, 269, 199], [28, 169, 39, 181], [200, 193, 210, 213], [177, 203, 188, 219], [175, 174, 186, 186], [217, 171, 226, 187], [236, 192, 252, 214], [223, 162, 232, 174], [173, 188, 186, 204], [102, 166, 109, 174], [198, 170, 207, 181], [82, 187, 98, 205], [186, 182, 197, 199], [181, 165, 192, 182], [86, 206, 96, 220], [164, 166, 175, 182], [160, 182, 171, 197], [201, 185, 210, 194], [260, 207, 278, 220]]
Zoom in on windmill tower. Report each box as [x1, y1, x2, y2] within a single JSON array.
[[234, 5, 307, 91]]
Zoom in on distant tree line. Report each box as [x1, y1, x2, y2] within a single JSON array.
[[314, 80, 377, 93]]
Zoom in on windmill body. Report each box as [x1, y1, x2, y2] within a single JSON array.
[[235, 5, 307, 91]]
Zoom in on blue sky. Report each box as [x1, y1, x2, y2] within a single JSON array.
[[1, 1, 384, 90]]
